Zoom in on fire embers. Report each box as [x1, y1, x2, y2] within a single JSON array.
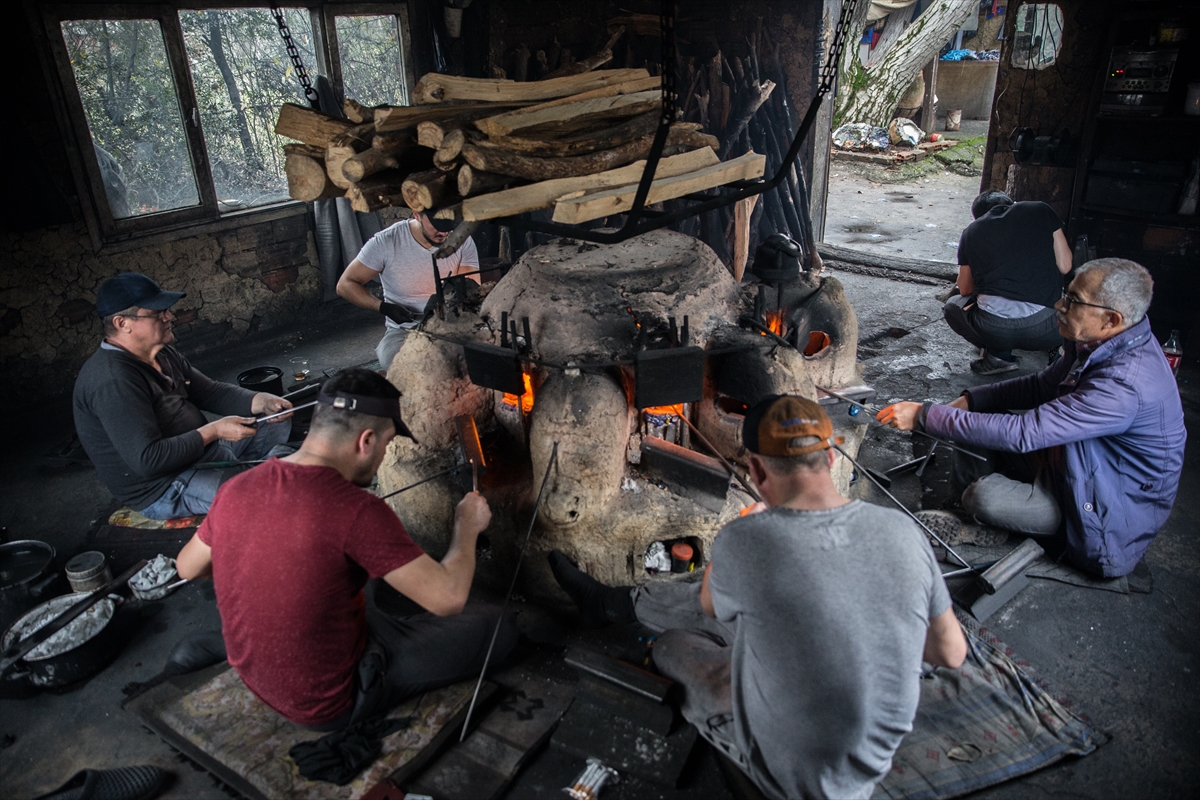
[[501, 371, 535, 413]]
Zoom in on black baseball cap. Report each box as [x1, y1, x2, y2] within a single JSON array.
[[422, 213, 457, 233], [96, 273, 185, 317], [317, 387, 417, 442]]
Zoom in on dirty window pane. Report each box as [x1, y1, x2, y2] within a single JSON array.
[[1010, 4, 1064, 71], [180, 8, 316, 212], [61, 19, 200, 217], [336, 15, 409, 106]]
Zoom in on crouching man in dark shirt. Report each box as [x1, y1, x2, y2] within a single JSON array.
[[176, 368, 517, 729], [72, 273, 293, 519]]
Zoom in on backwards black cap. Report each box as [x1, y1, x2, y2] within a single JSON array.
[[316, 387, 417, 442]]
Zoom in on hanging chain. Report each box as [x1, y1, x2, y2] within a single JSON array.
[[270, 3, 320, 108], [659, 0, 677, 125], [817, 0, 861, 98]]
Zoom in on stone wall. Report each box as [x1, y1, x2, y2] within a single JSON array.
[[0, 210, 321, 403]]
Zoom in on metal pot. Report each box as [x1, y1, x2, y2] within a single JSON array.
[[2, 593, 120, 688], [0, 540, 59, 633]]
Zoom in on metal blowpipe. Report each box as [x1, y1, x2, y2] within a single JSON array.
[[815, 386, 987, 462], [459, 442, 560, 742]]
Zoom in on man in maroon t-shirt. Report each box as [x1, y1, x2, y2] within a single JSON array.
[[176, 368, 517, 730]]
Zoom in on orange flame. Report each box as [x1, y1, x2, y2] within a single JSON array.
[[501, 372, 535, 413], [765, 309, 786, 337], [643, 403, 685, 417]]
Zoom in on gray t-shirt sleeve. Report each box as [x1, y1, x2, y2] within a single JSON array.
[[355, 227, 391, 272], [924, 538, 953, 619]]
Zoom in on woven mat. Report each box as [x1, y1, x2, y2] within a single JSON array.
[[125, 663, 488, 800], [872, 613, 1106, 799]]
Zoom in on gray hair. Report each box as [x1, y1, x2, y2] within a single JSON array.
[[758, 436, 829, 473], [1076, 258, 1153, 326], [102, 304, 142, 335]]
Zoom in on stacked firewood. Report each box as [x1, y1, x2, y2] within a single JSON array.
[[276, 64, 764, 226]]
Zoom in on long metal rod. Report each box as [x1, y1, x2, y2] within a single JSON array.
[[676, 413, 763, 503], [832, 444, 972, 569], [459, 442, 559, 741], [379, 466, 459, 500], [816, 386, 988, 462]]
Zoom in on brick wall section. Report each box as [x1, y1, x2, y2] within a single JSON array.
[[0, 210, 321, 400]]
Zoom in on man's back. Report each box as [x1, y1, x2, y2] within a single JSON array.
[[198, 459, 423, 726], [708, 500, 949, 799], [958, 200, 1063, 306]]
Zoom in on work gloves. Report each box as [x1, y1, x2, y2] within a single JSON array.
[[379, 301, 416, 326]]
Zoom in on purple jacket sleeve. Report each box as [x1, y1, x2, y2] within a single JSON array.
[[927, 369, 1138, 454], [966, 351, 1071, 413]]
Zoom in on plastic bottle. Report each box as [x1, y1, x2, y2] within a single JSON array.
[[1162, 329, 1182, 376]]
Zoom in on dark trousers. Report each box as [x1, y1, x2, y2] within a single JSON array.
[[951, 444, 1063, 539], [312, 579, 519, 731], [943, 295, 1062, 361]]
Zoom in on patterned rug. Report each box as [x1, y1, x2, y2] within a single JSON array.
[[126, 663, 489, 800]]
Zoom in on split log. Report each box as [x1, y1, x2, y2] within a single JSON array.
[[285, 153, 341, 201], [485, 111, 660, 158], [461, 148, 719, 221], [732, 196, 756, 281], [457, 165, 516, 197], [347, 169, 410, 213], [374, 103, 527, 133], [435, 128, 468, 165], [544, 25, 623, 79], [551, 151, 766, 224], [474, 90, 661, 138], [516, 76, 660, 114], [411, 68, 649, 104], [275, 103, 353, 147], [461, 128, 718, 182], [401, 169, 459, 212], [717, 80, 775, 159], [283, 142, 326, 160], [341, 137, 423, 184], [325, 122, 376, 189], [343, 98, 375, 123], [417, 120, 459, 149]]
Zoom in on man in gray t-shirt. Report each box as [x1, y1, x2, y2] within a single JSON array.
[[549, 396, 965, 800], [337, 211, 479, 371]]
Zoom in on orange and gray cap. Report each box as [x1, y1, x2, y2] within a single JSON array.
[[742, 394, 843, 456]]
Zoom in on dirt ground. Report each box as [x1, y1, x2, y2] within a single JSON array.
[[822, 127, 988, 264]]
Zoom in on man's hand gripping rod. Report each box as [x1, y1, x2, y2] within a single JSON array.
[[815, 386, 987, 462], [459, 441, 559, 742]]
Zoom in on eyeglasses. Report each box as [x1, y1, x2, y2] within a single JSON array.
[[121, 310, 171, 321], [1060, 291, 1116, 313]]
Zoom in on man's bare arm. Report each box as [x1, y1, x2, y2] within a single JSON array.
[[177, 531, 213, 581], [957, 264, 975, 296], [336, 260, 383, 312], [383, 492, 490, 616], [924, 606, 967, 668], [1052, 229, 1073, 275]]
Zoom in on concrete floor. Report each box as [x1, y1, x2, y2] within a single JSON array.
[[1, 270, 1196, 799]]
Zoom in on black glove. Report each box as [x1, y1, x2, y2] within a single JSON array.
[[379, 301, 415, 325]]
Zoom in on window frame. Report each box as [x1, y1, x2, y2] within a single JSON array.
[[40, 2, 413, 246]]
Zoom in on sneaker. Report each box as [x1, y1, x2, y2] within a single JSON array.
[[970, 351, 1020, 375]]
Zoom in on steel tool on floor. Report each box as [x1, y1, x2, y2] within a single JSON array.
[[460, 441, 559, 742], [954, 538, 1045, 620]]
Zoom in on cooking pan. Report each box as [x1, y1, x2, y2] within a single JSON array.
[[2, 593, 120, 689], [0, 539, 59, 633]]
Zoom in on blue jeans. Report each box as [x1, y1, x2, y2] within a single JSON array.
[[139, 420, 293, 519]]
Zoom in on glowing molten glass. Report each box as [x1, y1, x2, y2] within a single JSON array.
[[502, 372, 535, 413]]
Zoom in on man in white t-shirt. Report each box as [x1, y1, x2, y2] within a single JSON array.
[[337, 211, 480, 370]]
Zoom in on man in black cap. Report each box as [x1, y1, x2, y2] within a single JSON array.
[[176, 368, 516, 730], [548, 396, 965, 800], [73, 272, 293, 519], [336, 210, 479, 371]]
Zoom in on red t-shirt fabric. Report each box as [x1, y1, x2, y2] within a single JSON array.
[[197, 459, 424, 726]]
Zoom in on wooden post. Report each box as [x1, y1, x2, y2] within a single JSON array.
[[921, 57, 939, 132]]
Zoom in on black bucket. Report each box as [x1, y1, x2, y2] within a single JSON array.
[[237, 366, 283, 396]]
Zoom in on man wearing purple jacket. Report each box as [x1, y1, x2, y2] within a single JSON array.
[[877, 258, 1185, 578]]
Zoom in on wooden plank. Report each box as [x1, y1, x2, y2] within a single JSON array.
[[462, 128, 717, 182], [274, 103, 352, 147], [374, 103, 526, 133], [517, 75, 660, 114], [475, 90, 660, 138], [412, 68, 651, 104], [732, 196, 756, 281], [551, 151, 767, 224], [461, 148, 719, 221]]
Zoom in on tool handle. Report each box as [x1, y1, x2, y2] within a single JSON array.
[[0, 559, 148, 674]]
